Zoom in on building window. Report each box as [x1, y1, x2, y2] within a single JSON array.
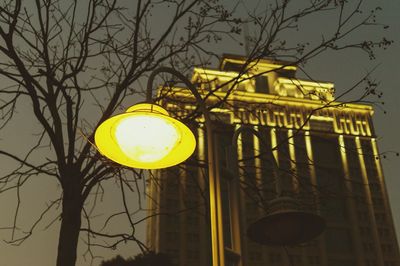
[[326, 228, 353, 253], [381, 244, 394, 255], [255, 76, 269, 93], [269, 253, 282, 265], [366, 260, 377, 266], [363, 242, 376, 254], [186, 233, 199, 241], [308, 256, 320, 266], [166, 232, 178, 242], [328, 259, 355, 266], [289, 255, 303, 266], [249, 251, 263, 261], [186, 249, 199, 259]]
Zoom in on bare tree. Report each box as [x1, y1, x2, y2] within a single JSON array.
[[0, 0, 391, 266]]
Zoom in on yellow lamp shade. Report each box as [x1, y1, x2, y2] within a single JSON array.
[[95, 103, 196, 169]]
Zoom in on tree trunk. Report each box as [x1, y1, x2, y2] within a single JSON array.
[[56, 185, 83, 266]]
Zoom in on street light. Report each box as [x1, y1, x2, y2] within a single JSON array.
[[95, 103, 196, 169], [226, 125, 325, 251], [95, 67, 226, 266]]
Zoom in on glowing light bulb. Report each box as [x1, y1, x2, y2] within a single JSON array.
[[95, 103, 196, 169], [114, 116, 180, 163]]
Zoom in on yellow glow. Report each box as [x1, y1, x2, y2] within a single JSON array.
[[219, 58, 298, 71], [270, 128, 279, 165], [288, 130, 298, 192], [197, 127, 205, 161], [114, 116, 180, 163], [193, 67, 251, 79], [167, 89, 373, 137], [355, 137, 384, 260], [310, 116, 334, 122], [253, 126, 263, 191], [371, 139, 384, 183], [304, 132, 318, 203], [338, 135, 351, 184], [236, 124, 245, 185], [274, 77, 335, 101], [197, 127, 206, 190], [276, 77, 334, 89], [95, 103, 196, 169], [169, 89, 373, 113]]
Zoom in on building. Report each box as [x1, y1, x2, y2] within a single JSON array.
[[146, 54, 400, 266]]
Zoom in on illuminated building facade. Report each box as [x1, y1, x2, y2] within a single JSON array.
[[146, 55, 400, 266]]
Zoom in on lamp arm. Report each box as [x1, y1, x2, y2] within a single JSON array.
[[231, 125, 282, 197], [146, 67, 208, 118]]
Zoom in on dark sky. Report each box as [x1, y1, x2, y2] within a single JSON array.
[[365, 0, 400, 248], [0, 1, 399, 265]]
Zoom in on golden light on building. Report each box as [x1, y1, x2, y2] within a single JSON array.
[[146, 55, 400, 266]]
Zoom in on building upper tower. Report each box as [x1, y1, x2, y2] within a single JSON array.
[[146, 54, 400, 266]]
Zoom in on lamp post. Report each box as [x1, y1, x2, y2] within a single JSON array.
[[95, 67, 226, 266]]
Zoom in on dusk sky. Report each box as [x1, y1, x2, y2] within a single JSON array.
[[0, 1, 399, 265]]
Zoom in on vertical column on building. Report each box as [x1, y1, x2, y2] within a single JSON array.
[[268, 127, 285, 265], [304, 131, 328, 266], [253, 125, 263, 209], [226, 123, 243, 266], [371, 138, 400, 263], [287, 129, 308, 266], [236, 129, 248, 265], [287, 130, 299, 193], [355, 137, 384, 265], [338, 135, 364, 266], [270, 128, 300, 265]]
